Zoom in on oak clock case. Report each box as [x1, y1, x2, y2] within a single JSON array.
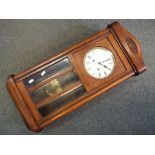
[[7, 22, 146, 132]]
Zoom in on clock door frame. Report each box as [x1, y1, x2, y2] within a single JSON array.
[[69, 32, 133, 92]]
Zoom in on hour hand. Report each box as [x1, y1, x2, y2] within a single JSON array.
[[99, 63, 111, 70]]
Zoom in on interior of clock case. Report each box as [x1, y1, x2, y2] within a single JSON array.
[[23, 58, 86, 117]]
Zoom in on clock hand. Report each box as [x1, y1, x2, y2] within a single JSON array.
[[99, 63, 111, 70], [99, 58, 111, 64], [104, 65, 111, 71]]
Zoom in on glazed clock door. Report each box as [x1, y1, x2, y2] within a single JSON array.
[[23, 58, 86, 117]]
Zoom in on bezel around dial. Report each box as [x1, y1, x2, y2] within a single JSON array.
[[83, 47, 116, 79]]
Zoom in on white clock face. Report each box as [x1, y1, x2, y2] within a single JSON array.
[[84, 47, 115, 79]]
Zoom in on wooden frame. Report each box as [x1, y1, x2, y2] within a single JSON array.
[[6, 22, 146, 132]]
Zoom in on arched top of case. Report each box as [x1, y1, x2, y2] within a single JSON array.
[[107, 22, 146, 75]]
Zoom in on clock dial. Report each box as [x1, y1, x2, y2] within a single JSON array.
[[84, 47, 115, 79]]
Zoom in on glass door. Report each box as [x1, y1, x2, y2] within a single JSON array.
[[24, 58, 86, 118]]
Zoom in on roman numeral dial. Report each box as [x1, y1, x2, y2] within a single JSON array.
[[84, 47, 115, 79]]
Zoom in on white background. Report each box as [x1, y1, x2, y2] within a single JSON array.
[[0, 0, 154, 19]]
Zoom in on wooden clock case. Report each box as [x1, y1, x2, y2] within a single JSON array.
[[7, 22, 146, 132]]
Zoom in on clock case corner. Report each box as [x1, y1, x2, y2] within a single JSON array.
[[107, 22, 146, 75]]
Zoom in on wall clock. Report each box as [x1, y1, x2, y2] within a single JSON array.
[[7, 22, 146, 132]]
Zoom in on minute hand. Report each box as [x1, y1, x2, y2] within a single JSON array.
[[99, 58, 111, 64]]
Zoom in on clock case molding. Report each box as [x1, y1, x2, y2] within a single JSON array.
[[7, 22, 146, 132]]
